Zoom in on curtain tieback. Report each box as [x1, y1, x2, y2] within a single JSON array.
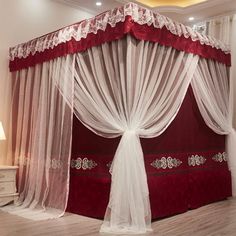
[[123, 129, 139, 136]]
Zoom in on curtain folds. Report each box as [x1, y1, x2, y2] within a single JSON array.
[[2, 57, 73, 220], [191, 58, 230, 135], [4, 33, 232, 234], [231, 15, 236, 129], [206, 14, 236, 195], [191, 57, 236, 195], [71, 35, 199, 233], [208, 16, 232, 46]]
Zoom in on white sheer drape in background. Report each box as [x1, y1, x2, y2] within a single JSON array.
[[229, 15, 236, 191], [208, 16, 232, 46], [1, 56, 73, 220], [70, 35, 199, 233], [0, 70, 12, 165], [191, 58, 236, 195], [207, 14, 236, 195], [231, 15, 236, 129]]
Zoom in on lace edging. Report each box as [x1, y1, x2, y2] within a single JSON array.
[[9, 2, 230, 61]]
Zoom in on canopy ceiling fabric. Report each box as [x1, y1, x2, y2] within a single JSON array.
[[9, 2, 230, 72], [6, 2, 234, 235]]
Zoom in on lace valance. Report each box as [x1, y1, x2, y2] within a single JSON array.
[[9, 2, 231, 71]]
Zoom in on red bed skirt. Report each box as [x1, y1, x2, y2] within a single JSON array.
[[67, 87, 232, 219]]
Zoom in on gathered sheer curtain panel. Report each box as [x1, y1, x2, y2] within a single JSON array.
[[68, 35, 199, 233], [191, 57, 236, 195], [2, 56, 74, 220]]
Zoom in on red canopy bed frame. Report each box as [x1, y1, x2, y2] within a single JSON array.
[[8, 2, 233, 234]]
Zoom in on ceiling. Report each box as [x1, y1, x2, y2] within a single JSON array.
[[136, 0, 207, 8], [54, 0, 236, 25]]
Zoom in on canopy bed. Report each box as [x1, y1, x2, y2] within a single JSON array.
[[7, 2, 235, 234]]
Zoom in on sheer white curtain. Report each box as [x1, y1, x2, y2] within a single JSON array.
[[229, 15, 236, 192], [70, 35, 199, 233], [231, 15, 236, 129], [2, 56, 73, 220], [208, 16, 232, 46], [191, 57, 236, 195], [0, 70, 12, 165]]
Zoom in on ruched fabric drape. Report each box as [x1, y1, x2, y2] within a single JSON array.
[[71, 35, 199, 233], [191, 58, 236, 195], [2, 56, 73, 220]]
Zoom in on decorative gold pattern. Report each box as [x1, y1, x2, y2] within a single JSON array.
[[212, 152, 227, 162], [188, 155, 206, 166], [151, 157, 182, 169], [71, 158, 97, 170]]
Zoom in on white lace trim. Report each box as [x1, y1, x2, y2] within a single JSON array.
[[9, 2, 230, 61]]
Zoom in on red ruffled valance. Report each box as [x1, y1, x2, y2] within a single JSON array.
[[9, 2, 231, 72]]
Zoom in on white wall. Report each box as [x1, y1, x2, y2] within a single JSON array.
[[0, 0, 93, 164], [0, 0, 92, 84]]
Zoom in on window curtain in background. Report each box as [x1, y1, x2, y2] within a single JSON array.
[[68, 35, 199, 233], [0, 71, 12, 165], [208, 16, 232, 46], [231, 15, 236, 129], [191, 57, 236, 195], [230, 15, 236, 188], [2, 56, 73, 220], [207, 14, 236, 128], [207, 14, 236, 187]]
